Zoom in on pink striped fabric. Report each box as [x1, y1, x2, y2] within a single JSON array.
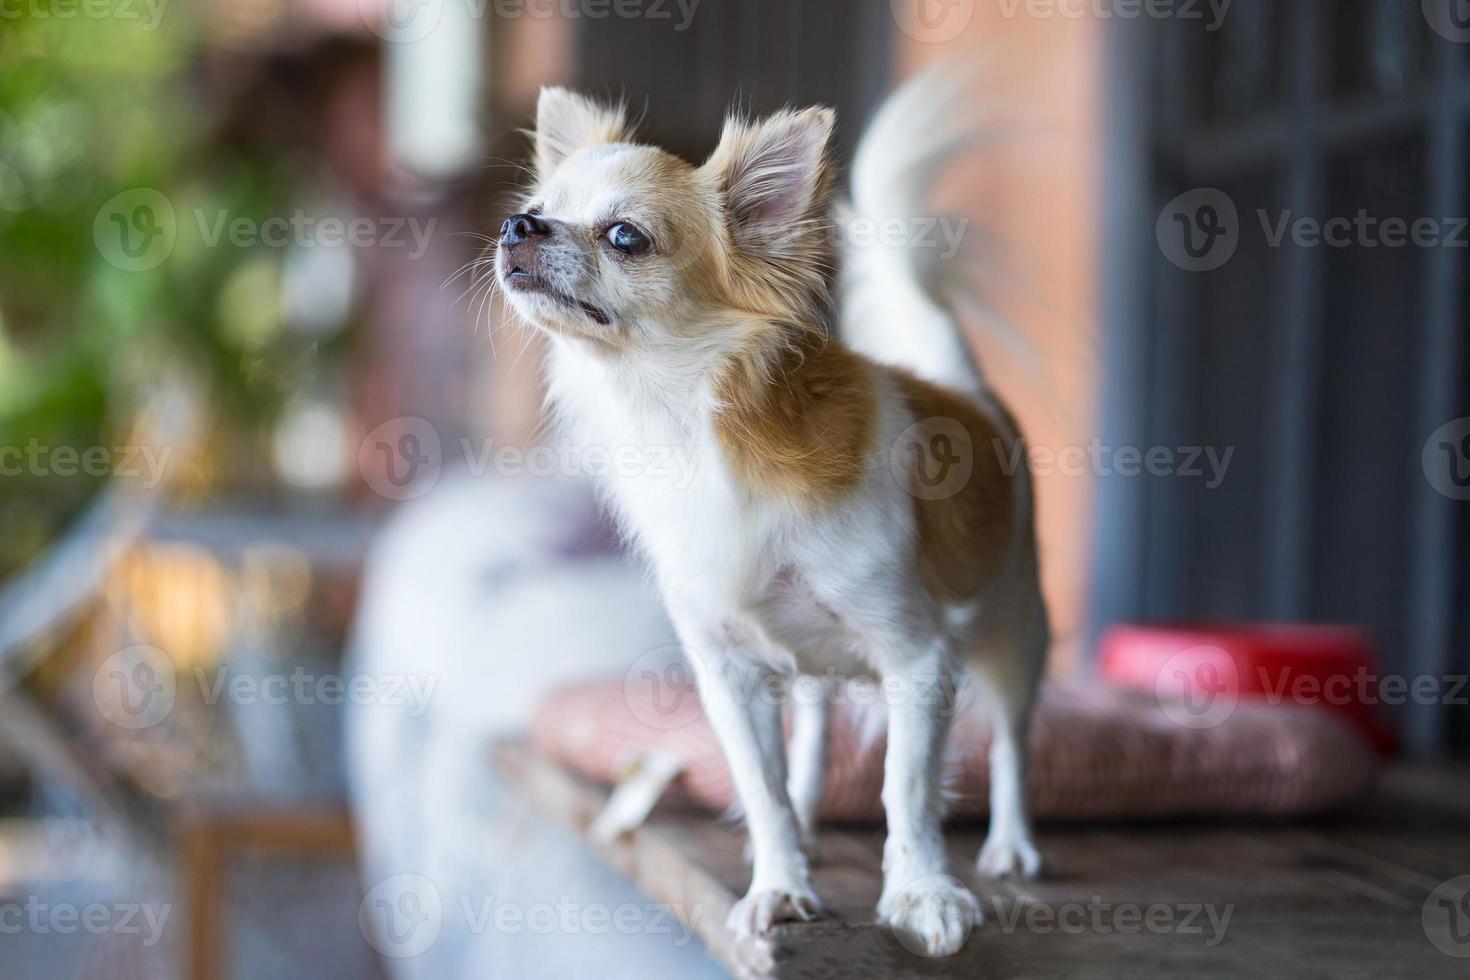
[[529, 679, 1378, 821]]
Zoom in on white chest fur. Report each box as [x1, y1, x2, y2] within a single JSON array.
[[543, 340, 786, 603], [541, 338, 925, 683]]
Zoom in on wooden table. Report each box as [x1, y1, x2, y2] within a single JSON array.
[[495, 745, 1470, 979]]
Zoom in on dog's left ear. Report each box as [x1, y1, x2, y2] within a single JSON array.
[[535, 87, 632, 177], [704, 106, 836, 238]]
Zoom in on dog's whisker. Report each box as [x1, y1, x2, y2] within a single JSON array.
[[441, 257, 495, 291]]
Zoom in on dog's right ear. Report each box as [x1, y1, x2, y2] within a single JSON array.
[[535, 88, 632, 177], [703, 106, 836, 241]]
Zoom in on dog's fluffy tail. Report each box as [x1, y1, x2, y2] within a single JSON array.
[[840, 66, 993, 397]]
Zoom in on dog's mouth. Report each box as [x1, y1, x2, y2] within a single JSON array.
[[503, 266, 612, 327]]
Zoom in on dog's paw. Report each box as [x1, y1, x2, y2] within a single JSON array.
[[976, 835, 1044, 879], [879, 873, 981, 958], [726, 886, 822, 937]]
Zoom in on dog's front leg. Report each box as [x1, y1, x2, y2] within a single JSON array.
[[876, 655, 980, 958], [691, 647, 821, 936]]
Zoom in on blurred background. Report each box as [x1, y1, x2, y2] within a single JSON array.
[[0, 0, 1466, 977]]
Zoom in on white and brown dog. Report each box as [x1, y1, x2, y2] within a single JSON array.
[[495, 70, 1048, 957]]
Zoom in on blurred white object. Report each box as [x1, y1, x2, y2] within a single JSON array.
[[283, 229, 355, 336], [272, 399, 348, 492], [344, 469, 724, 978], [383, 0, 482, 180], [589, 751, 687, 845]]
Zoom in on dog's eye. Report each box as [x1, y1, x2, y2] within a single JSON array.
[[607, 223, 652, 256]]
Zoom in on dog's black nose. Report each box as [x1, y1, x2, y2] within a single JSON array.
[[501, 212, 550, 245]]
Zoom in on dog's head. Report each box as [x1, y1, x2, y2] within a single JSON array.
[[496, 88, 836, 354]]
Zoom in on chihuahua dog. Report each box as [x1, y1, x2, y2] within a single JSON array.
[[495, 70, 1048, 958]]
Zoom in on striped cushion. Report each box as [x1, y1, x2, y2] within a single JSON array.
[[529, 678, 1378, 821]]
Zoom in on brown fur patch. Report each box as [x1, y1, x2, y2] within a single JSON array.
[[896, 373, 1026, 603], [714, 333, 877, 508]]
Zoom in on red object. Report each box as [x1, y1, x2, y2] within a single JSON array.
[[531, 678, 1380, 822], [1098, 623, 1397, 754]]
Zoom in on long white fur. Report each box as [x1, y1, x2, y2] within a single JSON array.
[[841, 66, 992, 397], [500, 70, 1049, 960]]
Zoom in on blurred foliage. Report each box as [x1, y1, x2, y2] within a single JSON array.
[[0, 7, 319, 578]]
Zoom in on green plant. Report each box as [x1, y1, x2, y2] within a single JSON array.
[[0, 10, 311, 578]]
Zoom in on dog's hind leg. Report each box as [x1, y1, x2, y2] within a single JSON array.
[[970, 588, 1048, 880]]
